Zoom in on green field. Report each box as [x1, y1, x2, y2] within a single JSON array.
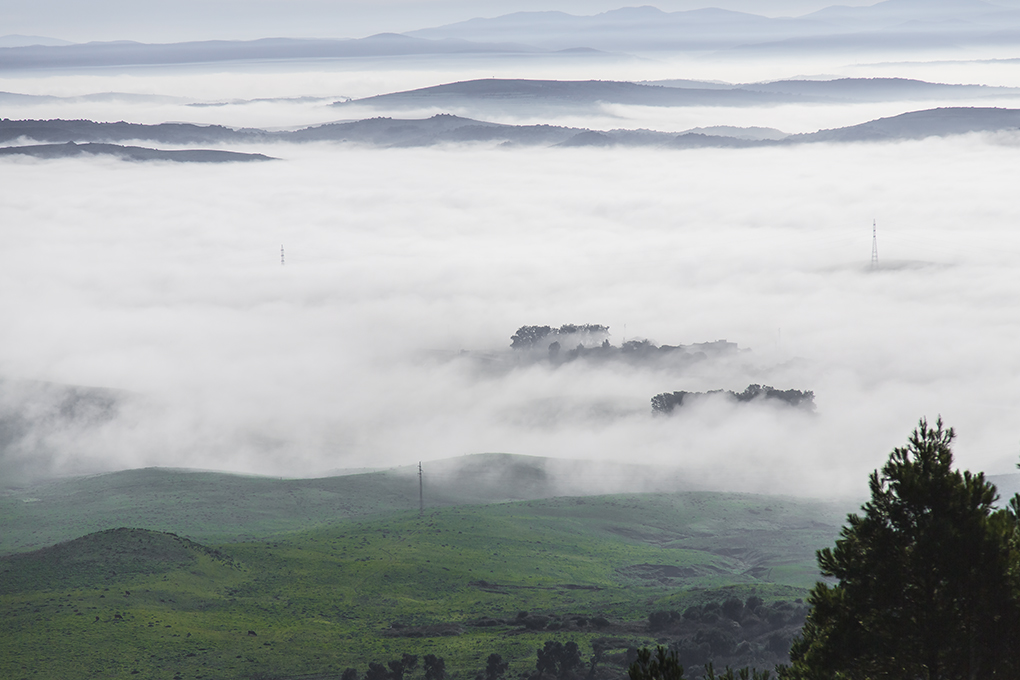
[[1, 472, 849, 680], [0, 455, 718, 555]]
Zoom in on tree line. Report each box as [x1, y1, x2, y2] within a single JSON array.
[[509, 325, 738, 367], [510, 325, 611, 350], [651, 385, 815, 414]]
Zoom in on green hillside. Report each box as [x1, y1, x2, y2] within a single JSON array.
[[0, 454, 711, 555], [0, 466, 422, 554], [1, 491, 845, 680]]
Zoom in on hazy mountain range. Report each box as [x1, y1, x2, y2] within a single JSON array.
[[5, 0, 1020, 68], [0, 34, 545, 71], [8, 76, 1014, 117], [407, 0, 1020, 53], [0, 34, 74, 48], [3, 103, 1019, 154], [332, 77, 1020, 118]]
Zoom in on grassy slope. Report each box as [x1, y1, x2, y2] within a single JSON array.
[[0, 467, 421, 554], [0, 454, 716, 555], [1, 491, 845, 680]]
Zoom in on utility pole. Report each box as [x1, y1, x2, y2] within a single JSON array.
[[418, 462, 423, 517], [871, 220, 878, 268]]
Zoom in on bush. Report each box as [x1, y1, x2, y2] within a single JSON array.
[[720, 598, 744, 622]]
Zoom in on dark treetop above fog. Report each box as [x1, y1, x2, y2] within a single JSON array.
[[651, 386, 816, 415], [506, 324, 739, 369]]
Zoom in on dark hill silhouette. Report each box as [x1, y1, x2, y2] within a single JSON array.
[[338, 77, 1020, 112], [735, 77, 1020, 102], [4, 106, 1019, 152], [792, 106, 1020, 142], [0, 119, 257, 145], [0, 141, 274, 162], [333, 78, 791, 109]]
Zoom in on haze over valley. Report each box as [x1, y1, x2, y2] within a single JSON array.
[[6, 2, 1020, 678], [3, 101, 1019, 494]]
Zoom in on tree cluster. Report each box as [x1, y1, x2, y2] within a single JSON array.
[[651, 385, 814, 414], [508, 325, 738, 369], [532, 640, 585, 680], [641, 597, 808, 676], [628, 645, 775, 680], [343, 654, 445, 680], [629, 646, 685, 680], [510, 325, 610, 350], [467, 610, 612, 635]]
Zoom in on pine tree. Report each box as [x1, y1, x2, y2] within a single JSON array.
[[782, 418, 1020, 680]]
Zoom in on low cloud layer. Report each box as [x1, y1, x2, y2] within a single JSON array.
[[2, 122, 1020, 497]]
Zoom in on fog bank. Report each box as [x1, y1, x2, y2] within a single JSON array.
[[1, 136, 1019, 496]]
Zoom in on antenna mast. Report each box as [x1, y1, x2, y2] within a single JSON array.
[[871, 220, 878, 268], [418, 462, 424, 517]]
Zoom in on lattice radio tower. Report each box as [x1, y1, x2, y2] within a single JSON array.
[[871, 220, 878, 268], [418, 462, 424, 517], [281, 244, 285, 266]]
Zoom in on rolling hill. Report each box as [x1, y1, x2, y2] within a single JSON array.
[[7, 459, 1014, 678], [0, 453, 733, 554], [0, 490, 843, 679]]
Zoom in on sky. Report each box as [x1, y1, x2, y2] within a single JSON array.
[[2, 0, 1020, 497]]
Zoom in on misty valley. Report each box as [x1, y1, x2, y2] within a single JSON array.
[[4, 0, 1020, 678]]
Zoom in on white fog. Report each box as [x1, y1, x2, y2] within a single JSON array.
[[3, 1, 1020, 500], [2, 118, 1019, 495]]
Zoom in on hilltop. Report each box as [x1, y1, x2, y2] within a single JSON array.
[[0, 527, 237, 594]]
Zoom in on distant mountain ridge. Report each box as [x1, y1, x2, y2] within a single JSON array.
[[0, 34, 74, 48], [3, 1, 1020, 68], [333, 77, 1020, 114], [406, 0, 1020, 53], [333, 78, 802, 110], [3, 105, 1019, 151], [0, 34, 542, 70]]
